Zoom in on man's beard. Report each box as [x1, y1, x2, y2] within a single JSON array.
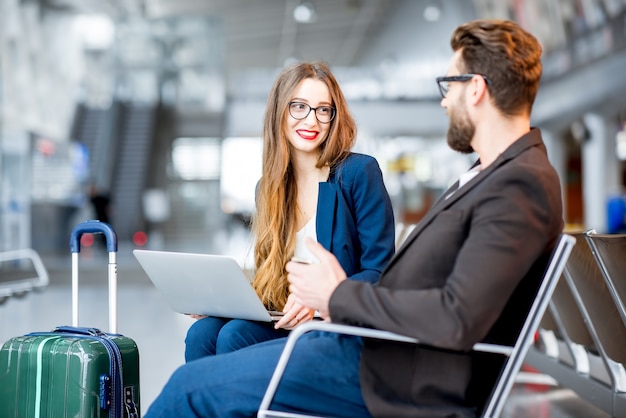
[[446, 106, 475, 154]]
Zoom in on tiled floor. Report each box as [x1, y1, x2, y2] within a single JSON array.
[[0, 238, 611, 417]]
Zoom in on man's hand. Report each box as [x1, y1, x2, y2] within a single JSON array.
[[286, 238, 347, 320]]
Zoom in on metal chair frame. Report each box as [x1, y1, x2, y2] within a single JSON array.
[[0, 249, 49, 303], [258, 234, 575, 418]]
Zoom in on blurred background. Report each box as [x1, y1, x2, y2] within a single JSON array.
[[1, 0, 626, 257], [1, 1, 626, 415]]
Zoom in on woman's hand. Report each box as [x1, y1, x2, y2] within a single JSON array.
[[274, 293, 315, 330], [187, 314, 207, 320]]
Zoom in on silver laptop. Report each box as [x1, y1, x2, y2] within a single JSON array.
[[133, 249, 283, 322]]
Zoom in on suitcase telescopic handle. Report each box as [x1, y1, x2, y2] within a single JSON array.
[[69, 220, 119, 334], [70, 220, 117, 253]]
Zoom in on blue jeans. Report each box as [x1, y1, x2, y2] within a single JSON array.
[[145, 331, 371, 418], [185, 317, 289, 362]]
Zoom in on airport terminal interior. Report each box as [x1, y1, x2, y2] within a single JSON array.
[[2, 0, 626, 416]]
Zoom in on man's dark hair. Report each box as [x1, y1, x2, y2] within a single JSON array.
[[451, 19, 542, 117]]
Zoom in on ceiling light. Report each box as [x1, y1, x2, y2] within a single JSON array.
[[75, 14, 115, 50], [293, 2, 317, 24], [423, 4, 441, 22]]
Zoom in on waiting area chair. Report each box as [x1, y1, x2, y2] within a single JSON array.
[[0, 249, 49, 304], [584, 231, 626, 414], [536, 280, 603, 382], [563, 233, 626, 397], [258, 234, 575, 418], [585, 231, 626, 325], [527, 231, 626, 417]]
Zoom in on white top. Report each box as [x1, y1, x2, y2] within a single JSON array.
[[446, 164, 482, 200], [458, 164, 482, 188], [294, 214, 319, 263]]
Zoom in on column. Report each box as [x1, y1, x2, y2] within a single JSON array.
[[542, 129, 567, 219], [582, 113, 620, 232]]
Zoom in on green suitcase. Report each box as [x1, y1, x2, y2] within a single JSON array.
[[0, 221, 140, 417]]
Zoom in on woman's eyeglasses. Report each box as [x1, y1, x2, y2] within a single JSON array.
[[288, 101, 336, 124]]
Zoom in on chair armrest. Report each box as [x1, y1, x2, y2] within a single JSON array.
[[0, 248, 49, 293], [258, 321, 512, 417]]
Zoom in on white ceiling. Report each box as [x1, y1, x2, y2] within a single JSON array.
[[38, 0, 626, 135], [46, 0, 402, 77]]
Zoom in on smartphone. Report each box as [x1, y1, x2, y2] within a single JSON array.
[[290, 256, 313, 264]]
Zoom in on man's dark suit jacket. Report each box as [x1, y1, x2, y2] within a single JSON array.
[[329, 129, 564, 417]]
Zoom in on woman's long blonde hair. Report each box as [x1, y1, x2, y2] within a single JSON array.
[[251, 61, 356, 310]]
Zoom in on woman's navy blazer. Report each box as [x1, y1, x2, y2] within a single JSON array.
[[316, 153, 395, 284]]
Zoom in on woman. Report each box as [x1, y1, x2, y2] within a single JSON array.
[[184, 61, 395, 362]]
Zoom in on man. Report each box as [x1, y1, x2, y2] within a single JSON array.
[[145, 19, 563, 417]]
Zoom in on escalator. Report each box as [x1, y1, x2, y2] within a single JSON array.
[[70, 101, 157, 241]]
